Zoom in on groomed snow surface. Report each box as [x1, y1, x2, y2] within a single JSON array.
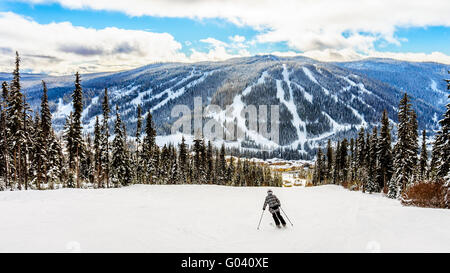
[[0, 185, 449, 253]]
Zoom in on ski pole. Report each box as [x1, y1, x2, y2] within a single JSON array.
[[280, 207, 293, 226], [257, 210, 265, 230]]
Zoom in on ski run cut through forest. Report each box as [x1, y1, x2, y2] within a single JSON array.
[[0, 184, 449, 253]]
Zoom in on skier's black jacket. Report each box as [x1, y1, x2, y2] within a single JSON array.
[[263, 193, 281, 213]]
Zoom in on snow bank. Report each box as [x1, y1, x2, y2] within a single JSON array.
[[0, 185, 449, 252]]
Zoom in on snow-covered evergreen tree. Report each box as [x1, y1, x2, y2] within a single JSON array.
[[313, 147, 324, 185], [7, 52, 26, 189], [135, 105, 143, 184], [111, 105, 130, 187], [178, 136, 188, 184], [71, 72, 84, 188], [366, 127, 379, 193], [377, 110, 393, 192], [326, 139, 333, 182], [143, 110, 156, 183], [100, 88, 110, 188], [419, 129, 428, 181], [389, 93, 418, 198]]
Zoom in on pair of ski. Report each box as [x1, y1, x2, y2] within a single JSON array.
[[270, 223, 288, 229], [257, 207, 293, 230]]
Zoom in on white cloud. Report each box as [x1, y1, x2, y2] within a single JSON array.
[[0, 12, 251, 74], [200, 38, 229, 48], [0, 12, 191, 74], [190, 37, 250, 62], [3, 0, 450, 73], [229, 35, 245, 43], [21, 0, 450, 56], [300, 48, 450, 65]]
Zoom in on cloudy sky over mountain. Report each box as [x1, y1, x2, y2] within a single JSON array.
[[1, 0, 450, 74]]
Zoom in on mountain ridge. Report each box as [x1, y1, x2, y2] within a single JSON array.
[[2, 55, 448, 159]]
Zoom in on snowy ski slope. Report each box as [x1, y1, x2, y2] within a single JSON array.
[[0, 185, 449, 252]]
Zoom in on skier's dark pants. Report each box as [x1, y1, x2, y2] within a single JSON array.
[[271, 206, 286, 226]]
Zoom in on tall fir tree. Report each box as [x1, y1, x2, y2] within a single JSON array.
[[178, 136, 188, 184], [339, 138, 348, 183], [313, 147, 324, 185], [443, 73, 450, 207], [389, 93, 417, 198], [419, 129, 428, 181], [377, 110, 393, 192], [71, 72, 84, 188], [93, 116, 102, 187], [100, 88, 110, 188], [135, 105, 143, 184], [8, 52, 25, 189], [40, 81, 53, 186], [366, 127, 379, 193], [63, 112, 75, 188], [143, 110, 156, 183], [111, 105, 130, 187], [326, 139, 333, 182], [218, 143, 226, 185]]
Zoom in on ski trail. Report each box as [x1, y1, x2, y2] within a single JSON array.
[[277, 64, 307, 149], [290, 81, 313, 103], [151, 69, 218, 112], [302, 66, 329, 95], [212, 70, 280, 149]]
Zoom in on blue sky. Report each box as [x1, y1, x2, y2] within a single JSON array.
[[0, 0, 449, 74]]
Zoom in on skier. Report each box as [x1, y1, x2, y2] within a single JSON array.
[[263, 189, 286, 228]]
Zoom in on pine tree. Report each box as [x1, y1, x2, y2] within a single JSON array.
[[349, 138, 355, 182], [435, 85, 450, 181], [332, 141, 340, 185], [93, 116, 102, 187], [339, 138, 348, 183], [31, 114, 44, 189], [40, 81, 53, 186], [206, 141, 213, 184], [313, 147, 324, 185], [111, 105, 129, 187], [218, 143, 226, 185], [377, 110, 393, 192], [63, 112, 75, 188], [419, 129, 428, 181], [0, 82, 9, 189], [366, 127, 378, 193], [47, 131, 63, 189], [227, 156, 235, 185], [389, 93, 417, 198], [100, 88, 110, 188], [159, 145, 170, 184], [235, 157, 242, 186], [71, 72, 84, 188], [135, 105, 143, 184], [8, 52, 25, 189], [443, 73, 450, 207], [142, 110, 156, 183], [326, 139, 333, 182], [81, 135, 94, 185], [178, 136, 188, 184], [170, 145, 179, 184]]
